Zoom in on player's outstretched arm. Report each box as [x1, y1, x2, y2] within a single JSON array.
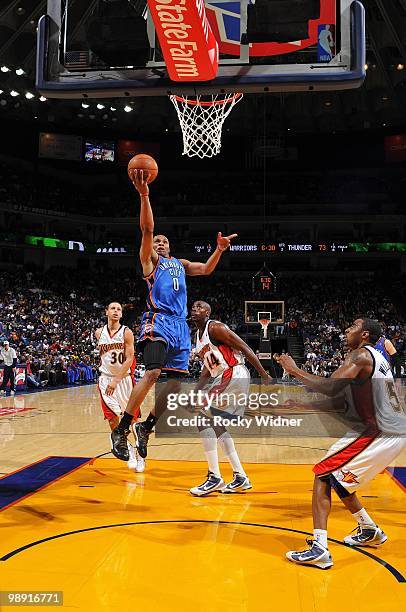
[[279, 395, 346, 413], [180, 232, 237, 276], [273, 349, 373, 396], [129, 169, 158, 277], [105, 329, 135, 397], [384, 338, 397, 357], [209, 322, 271, 383]]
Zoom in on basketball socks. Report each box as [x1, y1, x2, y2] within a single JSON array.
[[218, 432, 246, 476], [200, 428, 221, 477], [314, 529, 328, 549], [352, 508, 376, 527], [118, 411, 133, 431], [144, 413, 157, 432]]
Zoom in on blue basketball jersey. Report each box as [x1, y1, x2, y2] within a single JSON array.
[[375, 336, 390, 362], [144, 255, 187, 318]]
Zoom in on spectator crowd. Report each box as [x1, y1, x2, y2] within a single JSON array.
[[0, 267, 404, 392]]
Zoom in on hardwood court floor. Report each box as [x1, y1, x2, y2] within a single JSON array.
[[0, 386, 405, 611]]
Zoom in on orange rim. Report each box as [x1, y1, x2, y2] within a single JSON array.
[[171, 93, 243, 107]]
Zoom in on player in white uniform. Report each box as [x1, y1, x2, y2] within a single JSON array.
[[95, 302, 145, 472], [275, 317, 406, 569], [190, 301, 272, 496]]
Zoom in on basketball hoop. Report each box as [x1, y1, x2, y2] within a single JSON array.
[[258, 312, 271, 340], [169, 93, 243, 159]]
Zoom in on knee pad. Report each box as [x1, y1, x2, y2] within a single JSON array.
[[143, 340, 168, 371]]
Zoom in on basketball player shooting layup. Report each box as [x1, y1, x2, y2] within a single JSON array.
[[190, 300, 272, 496], [111, 170, 237, 461], [274, 317, 406, 570], [95, 302, 145, 472]]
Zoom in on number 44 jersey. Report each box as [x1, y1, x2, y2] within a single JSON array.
[[98, 325, 134, 377], [195, 320, 245, 378]]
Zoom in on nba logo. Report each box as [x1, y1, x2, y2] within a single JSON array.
[[317, 24, 336, 62]]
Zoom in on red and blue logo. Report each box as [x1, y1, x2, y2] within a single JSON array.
[[205, 0, 337, 57]]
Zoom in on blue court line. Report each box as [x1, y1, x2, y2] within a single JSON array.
[[0, 456, 91, 511], [386, 467, 406, 490]]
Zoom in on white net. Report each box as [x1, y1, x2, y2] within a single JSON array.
[[258, 312, 271, 340], [169, 93, 243, 159]]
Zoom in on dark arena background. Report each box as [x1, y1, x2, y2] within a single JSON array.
[[0, 2, 405, 611]]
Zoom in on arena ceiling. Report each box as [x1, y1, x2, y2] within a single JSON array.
[[0, 0, 406, 136]]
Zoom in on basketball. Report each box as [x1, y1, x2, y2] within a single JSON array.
[[127, 154, 158, 184]]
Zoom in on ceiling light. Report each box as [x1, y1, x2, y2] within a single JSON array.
[[1, 66, 10, 72], [10, 90, 19, 97], [110, 106, 116, 111], [124, 105, 132, 112], [39, 96, 47, 102], [96, 103, 105, 109], [25, 92, 35, 99], [0, 99, 7, 106], [15, 68, 25, 76], [396, 63, 405, 71], [364, 63, 369, 71], [81, 102, 89, 108]]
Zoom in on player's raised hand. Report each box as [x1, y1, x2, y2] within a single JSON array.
[[217, 232, 238, 251], [129, 169, 150, 196]]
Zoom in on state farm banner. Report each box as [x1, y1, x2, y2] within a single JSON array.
[[0, 365, 27, 390], [147, 0, 219, 81]]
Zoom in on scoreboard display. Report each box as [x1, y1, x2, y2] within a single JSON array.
[[193, 242, 406, 255], [252, 265, 276, 295]]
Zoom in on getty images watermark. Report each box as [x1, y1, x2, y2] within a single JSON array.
[[164, 389, 303, 429]]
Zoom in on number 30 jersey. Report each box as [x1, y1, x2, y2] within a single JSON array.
[[98, 325, 133, 377], [195, 320, 244, 378], [145, 255, 187, 318]]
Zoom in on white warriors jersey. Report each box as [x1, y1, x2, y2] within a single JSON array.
[[98, 325, 134, 377], [195, 320, 244, 378], [345, 345, 406, 435]]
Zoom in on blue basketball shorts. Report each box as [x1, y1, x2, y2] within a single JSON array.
[[138, 311, 191, 373]]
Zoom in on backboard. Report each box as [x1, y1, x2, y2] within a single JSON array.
[[36, 0, 365, 98], [245, 301, 285, 325]]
